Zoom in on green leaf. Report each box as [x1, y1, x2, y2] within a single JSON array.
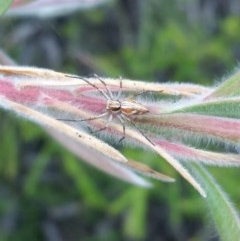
[[62, 155, 106, 207], [185, 163, 240, 241], [23, 153, 50, 196], [0, 117, 19, 179], [0, 0, 13, 16], [208, 71, 240, 98], [176, 98, 240, 118], [110, 187, 148, 239], [124, 188, 148, 239]]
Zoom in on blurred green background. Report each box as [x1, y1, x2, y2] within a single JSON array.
[[0, 0, 240, 240]]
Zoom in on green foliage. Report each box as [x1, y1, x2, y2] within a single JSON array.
[[0, 115, 19, 180], [186, 163, 240, 240], [61, 154, 107, 207], [95, 15, 239, 87], [110, 188, 148, 239], [210, 70, 240, 97], [119, 20, 234, 83], [0, 0, 13, 16], [176, 99, 240, 118]]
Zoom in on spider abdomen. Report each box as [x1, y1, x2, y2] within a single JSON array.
[[120, 100, 149, 116]]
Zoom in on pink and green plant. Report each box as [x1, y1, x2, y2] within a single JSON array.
[[0, 65, 240, 239]]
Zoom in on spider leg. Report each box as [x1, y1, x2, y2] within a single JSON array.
[[126, 90, 151, 100], [116, 77, 122, 100], [91, 114, 113, 134], [66, 74, 109, 100], [58, 112, 109, 122], [123, 115, 155, 146], [127, 90, 163, 100], [94, 74, 114, 99], [117, 114, 126, 143]]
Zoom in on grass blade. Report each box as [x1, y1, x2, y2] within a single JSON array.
[[186, 163, 240, 240]]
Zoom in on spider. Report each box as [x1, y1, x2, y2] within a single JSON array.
[[63, 74, 153, 144]]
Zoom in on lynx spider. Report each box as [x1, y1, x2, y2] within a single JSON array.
[[64, 75, 153, 144]]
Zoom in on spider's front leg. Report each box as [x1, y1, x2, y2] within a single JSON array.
[[90, 113, 113, 134], [58, 112, 108, 122], [117, 114, 126, 143]]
